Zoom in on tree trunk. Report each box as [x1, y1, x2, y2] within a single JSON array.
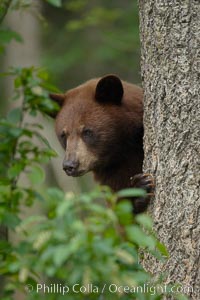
[[138, 1, 200, 299]]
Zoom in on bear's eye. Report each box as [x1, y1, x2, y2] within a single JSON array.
[[81, 128, 98, 146], [82, 128, 94, 139], [60, 132, 67, 148]]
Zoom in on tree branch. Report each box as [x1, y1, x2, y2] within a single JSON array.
[[0, 0, 12, 24]]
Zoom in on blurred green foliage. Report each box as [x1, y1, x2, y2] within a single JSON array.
[[0, 0, 140, 112], [42, 0, 141, 90]]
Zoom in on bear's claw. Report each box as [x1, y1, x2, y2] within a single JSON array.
[[130, 173, 155, 195], [129, 173, 155, 213]]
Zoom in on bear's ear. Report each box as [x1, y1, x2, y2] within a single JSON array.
[[95, 75, 123, 105], [48, 93, 65, 118]]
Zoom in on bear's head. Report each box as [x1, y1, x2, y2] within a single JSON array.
[[49, 75, 142, 177]]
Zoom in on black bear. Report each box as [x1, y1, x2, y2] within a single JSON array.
[[49, 75, 154, 213]]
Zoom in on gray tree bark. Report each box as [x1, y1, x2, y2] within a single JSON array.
[[138, 1, 200, 299]]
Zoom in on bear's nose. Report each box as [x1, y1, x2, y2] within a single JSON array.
[[63, 160, 79, 176]]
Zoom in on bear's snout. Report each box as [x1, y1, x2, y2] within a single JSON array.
[[63, 159, 79, 176]]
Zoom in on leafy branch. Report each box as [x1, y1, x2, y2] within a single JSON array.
[[0, 0, 12, 24]]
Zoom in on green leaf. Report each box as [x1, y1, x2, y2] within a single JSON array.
[[115, 248, 135, 264], [37, 69, 49, 80], [7, 108, 22, 124], [0, 29, 23, 44], [130, 270, 150, 283], [9, 127, 23, 137], [8, 162, 24, 179], [39, 98, 60, 115], [8, 261, 20, 273], [53, 238, 81, 267], [92, 237, 113, 255], [14, 77, 22, 88], [117, 188, 146, 198], [18, 215, 47, 232], [156, 241, 169, 257], [47, 187, 64, 202], [56, 199, 73, 217], [40, 81, 61, 92], [1, 212, 21, 229], [0, 240, 11, 252], [115, 201, 133, 225], [53, 245, 70, 267], [126, 225, 157, 249], [135, 214, 153, 230], [28, 165, 45, 185], [46, 0, 62, 7], [33, 131, 52, 148], [116, 201, 132, 214]]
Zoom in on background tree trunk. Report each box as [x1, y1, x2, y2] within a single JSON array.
[[138, 1, 200, 299]]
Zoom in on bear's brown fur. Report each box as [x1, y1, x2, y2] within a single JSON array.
[[49, 75, 153, 213]]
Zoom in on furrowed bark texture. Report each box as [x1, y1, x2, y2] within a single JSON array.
[[138, 1, 200, 299]]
